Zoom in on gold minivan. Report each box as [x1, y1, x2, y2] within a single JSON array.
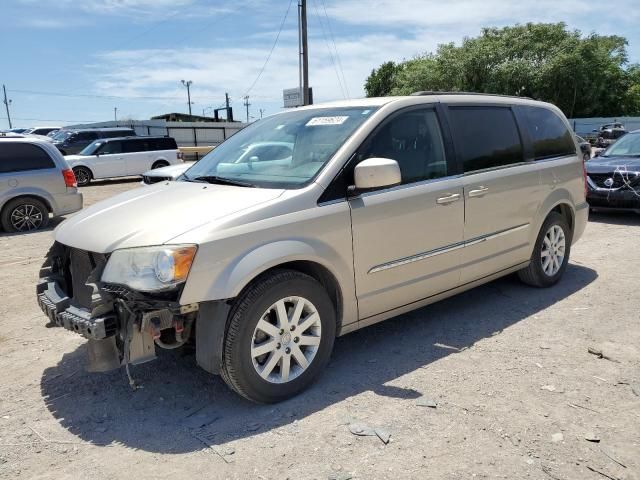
[[37, 93, 588, 402]]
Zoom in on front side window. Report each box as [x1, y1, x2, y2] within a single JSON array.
[[518, 106, 575, 160], [182, 107, 377, 188], [449, 106, 524, 172], [0, 143, 55, 173], [358, 108, 447, 184], [99, 141, 123, 155]]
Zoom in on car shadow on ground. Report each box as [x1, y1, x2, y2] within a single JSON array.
[[40, 264, 597, 453], [588, 210, 640, 226], [0, 216, 65, 237]]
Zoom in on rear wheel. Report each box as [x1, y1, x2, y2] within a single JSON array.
[[1, 197, 49, 233], [518, 212, 572, 287], [221, 270, 336, 403], [73, 167, 92, 187], [152, 160, 169, 169]]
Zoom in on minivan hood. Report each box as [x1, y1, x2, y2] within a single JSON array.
[[587, 156, 640, 174], [55, 182, 285, 253]]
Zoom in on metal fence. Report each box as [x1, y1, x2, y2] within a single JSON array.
[[66, 119, 246, 159], [568, 116, 640, 138]]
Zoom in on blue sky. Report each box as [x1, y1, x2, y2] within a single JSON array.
[[1, 0, 639, 128]]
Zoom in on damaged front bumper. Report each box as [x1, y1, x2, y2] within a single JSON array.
[[36, 242, 198, 372]]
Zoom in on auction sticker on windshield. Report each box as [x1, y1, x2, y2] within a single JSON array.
[[306, 116, 349, 126]]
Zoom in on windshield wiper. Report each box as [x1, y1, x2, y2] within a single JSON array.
[[191, 175, 256, 187]]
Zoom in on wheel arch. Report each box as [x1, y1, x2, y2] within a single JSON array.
[[529, 189, 576, 256], [1, 192, 53, 215]]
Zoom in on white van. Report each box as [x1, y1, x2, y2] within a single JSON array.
[[64, 136, 182, 186]]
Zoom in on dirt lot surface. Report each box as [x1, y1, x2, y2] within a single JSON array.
[[1, 179, 639, 480]]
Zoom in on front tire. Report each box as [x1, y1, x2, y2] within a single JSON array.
[[221, 270, 336, 403], [1, 197, 50, 233], [73, 167, 92, 187], [518, 212, 572, 288]]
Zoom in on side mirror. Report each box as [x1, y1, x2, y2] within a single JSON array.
[[350, 157, 401, 195]]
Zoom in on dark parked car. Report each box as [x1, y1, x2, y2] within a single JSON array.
[[596, 127, 626, 148], [586, 130, 640, 213], [575, 135, 591, 161], [51, 127, 136, 155]]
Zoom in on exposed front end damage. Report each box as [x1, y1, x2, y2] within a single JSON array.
[[36, 242, 199, 374]]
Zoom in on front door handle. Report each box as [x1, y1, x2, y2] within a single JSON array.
[[468, 186, 489, 197], [436, 193, 461, 205]]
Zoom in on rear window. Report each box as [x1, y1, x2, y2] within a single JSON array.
[[517, 106, 575, 160], [449, 106, 524, 172], [148, 137, 177, 150], [0, 143, 56, 173], [123, 139, 148, 153]]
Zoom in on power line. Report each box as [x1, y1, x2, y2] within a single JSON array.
[[320, 0, 350, 98], [242, 0, 294, 97], [7, 88, 225, 102], [311, 0, 346, 99]]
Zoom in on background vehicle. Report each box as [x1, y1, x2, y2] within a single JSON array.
[[142, 162, 191, 185], [64, 136, 182, 186], [51, 127, 136, 155], [575, 135, 591, 161], [0, 137, 82, 232], [596, 126, 626, 148], [37, 94, 587, 403], [586, 129, 640, 213], [23, 126, 60, 136]]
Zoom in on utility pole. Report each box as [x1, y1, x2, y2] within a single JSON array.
[[225, 92, 231, 121], [243, 96, 250, 123], [2, 84, 12, 129], [299, 0, 310, 105], [114, 107, 118, 122], [181, 80, 193, 117], [259, 108, 265, 119]]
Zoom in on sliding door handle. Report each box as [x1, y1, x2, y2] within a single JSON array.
[[436, 193, 461, 205], [468, 186, 489, 197]]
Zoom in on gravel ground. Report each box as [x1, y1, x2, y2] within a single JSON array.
[[0, 179, 639, 480]]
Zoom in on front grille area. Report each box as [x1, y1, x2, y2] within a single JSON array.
[[37, 242, 116, 340], [588, 172, 638, 189]]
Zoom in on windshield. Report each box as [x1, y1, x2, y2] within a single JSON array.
[[182, 106, 377, 188], [52, 130, 73, 142], [79, 140, 103, 156], [601, 133, 640, 157]]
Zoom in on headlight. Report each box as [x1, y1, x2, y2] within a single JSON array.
[[101, 245, 197, 292]]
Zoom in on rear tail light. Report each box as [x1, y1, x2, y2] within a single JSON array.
[[62, 168, 77, 188], [177, 151, 184, 161]]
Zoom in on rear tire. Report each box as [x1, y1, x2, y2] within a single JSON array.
[[518, 212, 572, 288], [1, 197, 50, 233], [152, 161, 169, 169], [221, 270, 336, 403], [73, 167, 92, 187]]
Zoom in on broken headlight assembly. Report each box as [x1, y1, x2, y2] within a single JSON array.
[[101, 245, 197, 292]]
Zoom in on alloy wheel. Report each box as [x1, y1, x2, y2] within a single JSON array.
[[10, 203, 44, 231], [251, 296, 322, 384], [541, 225, 565, 276]]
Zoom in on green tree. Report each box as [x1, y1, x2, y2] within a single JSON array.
[[365, 23, 640, 117], [364, 61, 400, 97]]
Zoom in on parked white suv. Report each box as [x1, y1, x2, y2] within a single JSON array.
[[37, 94, 588, 402], [64, 136, 182, 186]]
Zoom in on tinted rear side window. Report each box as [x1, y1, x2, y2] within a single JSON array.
[[123, 139, 149, 153], [149, 137, 177, 150], [0, 143, 55, 173], [517, 106, 575, 160], [449, 106, 523, 172]]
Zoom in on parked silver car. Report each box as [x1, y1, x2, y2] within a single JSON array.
[[37, 94, 588, 402], [1, 137, 82, 232]]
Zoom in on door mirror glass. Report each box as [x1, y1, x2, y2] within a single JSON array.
[[353, 157, 401, 190]]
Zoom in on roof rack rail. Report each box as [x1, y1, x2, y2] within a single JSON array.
[[410, 91, 532, 100]]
